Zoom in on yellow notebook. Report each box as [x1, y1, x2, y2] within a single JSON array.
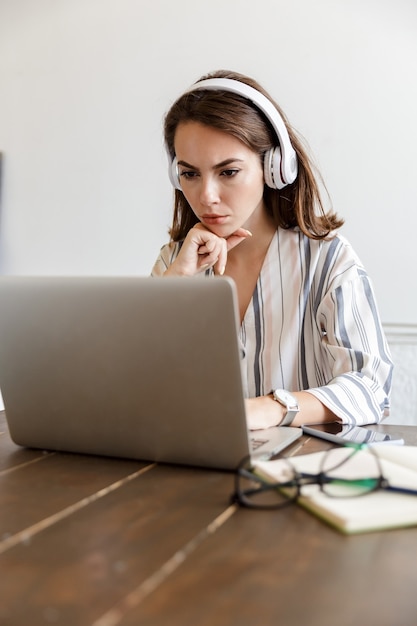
[[254, 446, 417, 534]]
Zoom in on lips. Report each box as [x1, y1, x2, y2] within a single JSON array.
[[201, 214, 229, 226]]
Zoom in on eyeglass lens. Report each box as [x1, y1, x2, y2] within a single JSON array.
[[235, 458, 299, 508], [320, 446, 382, 497]]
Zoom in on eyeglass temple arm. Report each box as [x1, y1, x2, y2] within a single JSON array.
[[383, 483, 417, 497]]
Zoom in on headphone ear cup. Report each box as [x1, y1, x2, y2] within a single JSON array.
[[168, 156, 182, 191], [264, 147, 286, 190]]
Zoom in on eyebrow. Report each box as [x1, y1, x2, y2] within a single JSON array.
[[177, 158, 244, 170]]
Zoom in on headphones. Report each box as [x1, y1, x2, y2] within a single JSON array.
[[167, 77, 298, 191]]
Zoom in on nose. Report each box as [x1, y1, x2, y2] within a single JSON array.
[[199, 176, 220, 206]]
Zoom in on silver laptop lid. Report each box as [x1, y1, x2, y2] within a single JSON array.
[[0, 276, 254, 469]]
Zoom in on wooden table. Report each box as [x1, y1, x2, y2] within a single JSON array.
[[1, 410, 416, 626]]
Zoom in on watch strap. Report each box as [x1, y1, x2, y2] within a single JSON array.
[[280, 408, 299, 427]]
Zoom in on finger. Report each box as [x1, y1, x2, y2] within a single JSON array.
[[214, 238, 228, 276], [197, 254, 218, 272], [198, 238, 217, 255], [226, 229, 252, 251], [200, 228, 251, 255], [233, 228, 253, 238], [200, 247, 221, 268]]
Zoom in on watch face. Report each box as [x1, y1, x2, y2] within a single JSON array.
[[280, 391, 293, 404], [274, 389, 298, 409]]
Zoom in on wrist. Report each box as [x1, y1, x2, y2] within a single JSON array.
[[268, 393, 286, 425], [163, 264, 191, 277]]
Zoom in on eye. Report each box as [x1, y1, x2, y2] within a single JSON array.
[[179, 170, 199, 180], [220, 169, 240, 178]]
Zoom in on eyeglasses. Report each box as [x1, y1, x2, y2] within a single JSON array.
[[231, 445, 417, 510]]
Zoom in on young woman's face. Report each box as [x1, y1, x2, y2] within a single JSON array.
[[174, 121, 266, 237]]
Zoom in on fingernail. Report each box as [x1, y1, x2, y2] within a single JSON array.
[[245, 230, 253, 236], [219, 266, 225, 276]]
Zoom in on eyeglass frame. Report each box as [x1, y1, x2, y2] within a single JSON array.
[[231, 444, 417, 510]]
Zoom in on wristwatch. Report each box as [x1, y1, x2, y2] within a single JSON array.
[[271, 389, 299, 426]]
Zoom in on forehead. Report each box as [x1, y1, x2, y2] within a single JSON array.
[[174, 121, 256, 162]]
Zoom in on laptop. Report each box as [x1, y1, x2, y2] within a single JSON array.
[[0, 276, 301, 470]]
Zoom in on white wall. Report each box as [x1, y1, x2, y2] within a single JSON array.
[[383, 325, 417, 425], [1, 0, 416, 323], [0, 1, 416, 414]]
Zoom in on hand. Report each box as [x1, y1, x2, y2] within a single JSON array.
[[245, 396, 284, 430], [164, 223, 252, 277]]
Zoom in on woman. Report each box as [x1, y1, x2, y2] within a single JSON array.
[[152, 69, 393, 430]]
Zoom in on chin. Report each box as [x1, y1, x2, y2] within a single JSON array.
[[207, 224, 240, 239]]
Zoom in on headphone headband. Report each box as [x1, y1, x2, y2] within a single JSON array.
[[167, 77, 298, 190]]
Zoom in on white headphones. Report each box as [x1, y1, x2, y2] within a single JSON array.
[[167, 77, 298, 191]]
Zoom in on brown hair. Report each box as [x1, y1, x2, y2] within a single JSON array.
[[164, 70, 344, 241]]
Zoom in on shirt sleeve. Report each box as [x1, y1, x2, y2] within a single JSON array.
[[150, 242, 180, 277], [306, 270, 393, 425]]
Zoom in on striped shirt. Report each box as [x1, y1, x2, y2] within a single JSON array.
[[151, 228, 393, 425]]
